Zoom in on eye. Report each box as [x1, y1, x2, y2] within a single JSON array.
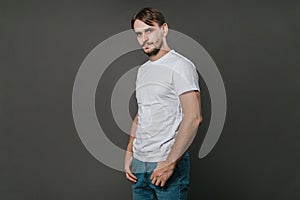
[[136, 33, 142, 37], [146, 29, 153, 33]]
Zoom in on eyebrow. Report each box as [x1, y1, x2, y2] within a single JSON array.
[[134, 28, 154, 34]]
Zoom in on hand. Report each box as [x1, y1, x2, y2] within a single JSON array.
[[150, 160, 176, 187], [124, 151, 137, 183]]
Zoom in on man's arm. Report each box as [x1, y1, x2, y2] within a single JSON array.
[[150, 90, 202, 187], [165, 90, 202, 163], [124, 113, 138, 183]]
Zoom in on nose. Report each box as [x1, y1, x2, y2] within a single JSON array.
[[142, 33, 149, 43]]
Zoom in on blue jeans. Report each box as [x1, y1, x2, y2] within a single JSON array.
[[130, 152, 190, 200]]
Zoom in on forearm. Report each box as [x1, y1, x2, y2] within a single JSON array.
[[165, 114, 202, 164], [126, 114, 138, 152], [126, 136, 135, 152], [124, 114, 138, 182], [165, 90, 202, 164]]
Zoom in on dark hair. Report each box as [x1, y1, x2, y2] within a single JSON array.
[[131, 7, 166, 29]]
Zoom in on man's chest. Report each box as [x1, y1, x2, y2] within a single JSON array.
[[135, 65, 177, 104]]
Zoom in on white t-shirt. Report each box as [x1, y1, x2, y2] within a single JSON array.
[[133, 49, 200, 162]]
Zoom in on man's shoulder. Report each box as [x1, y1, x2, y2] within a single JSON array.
[[137, 50, 196, 70], [137, 60, 150, 71], [170, 50, 196, 71]]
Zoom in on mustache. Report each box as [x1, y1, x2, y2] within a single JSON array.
[[142, 42, 153, 47]]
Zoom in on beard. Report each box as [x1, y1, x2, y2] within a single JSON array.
[[143, 40, 163, 57]]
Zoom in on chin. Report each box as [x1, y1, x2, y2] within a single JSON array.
[[143, 48, 160, 57], [143, 47, 154, 52]]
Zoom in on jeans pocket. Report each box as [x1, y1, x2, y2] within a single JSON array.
[[130, 157, 136, 172], [131, 157, 146, 173]]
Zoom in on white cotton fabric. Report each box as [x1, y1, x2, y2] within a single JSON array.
[[133, 49, 200, 162]]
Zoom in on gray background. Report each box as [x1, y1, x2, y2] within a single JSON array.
[[1, 0, 299, 199]]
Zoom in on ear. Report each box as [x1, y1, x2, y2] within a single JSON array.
[[161, 23, 169, 37]]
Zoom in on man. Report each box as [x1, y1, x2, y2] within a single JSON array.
[[124, 7, 202, 200]]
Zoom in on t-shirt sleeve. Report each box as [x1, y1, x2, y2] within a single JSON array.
[[172, 61, 200, 96]]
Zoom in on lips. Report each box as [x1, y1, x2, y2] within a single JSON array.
[[143, 43, 153, 47]]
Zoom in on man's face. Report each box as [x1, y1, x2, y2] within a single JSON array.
[[133, 19, 165, 56]]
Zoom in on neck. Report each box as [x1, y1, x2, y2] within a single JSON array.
[[149, 44, 171, 61]]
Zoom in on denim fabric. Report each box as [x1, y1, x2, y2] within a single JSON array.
[[130, 152, 190, 200]]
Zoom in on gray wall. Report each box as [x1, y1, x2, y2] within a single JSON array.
[[1, 0, 299, 199]]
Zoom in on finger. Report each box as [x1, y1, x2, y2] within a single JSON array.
[[126, 174, 137, 183], [127, 171, 137, 180], [160, 180, 166, 187], [150, 172, 155, 180], [127, 172, 137, 181], [155, 179, 161, 186], [151, 177, 157, 185], [126, 172, 137, 183]]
